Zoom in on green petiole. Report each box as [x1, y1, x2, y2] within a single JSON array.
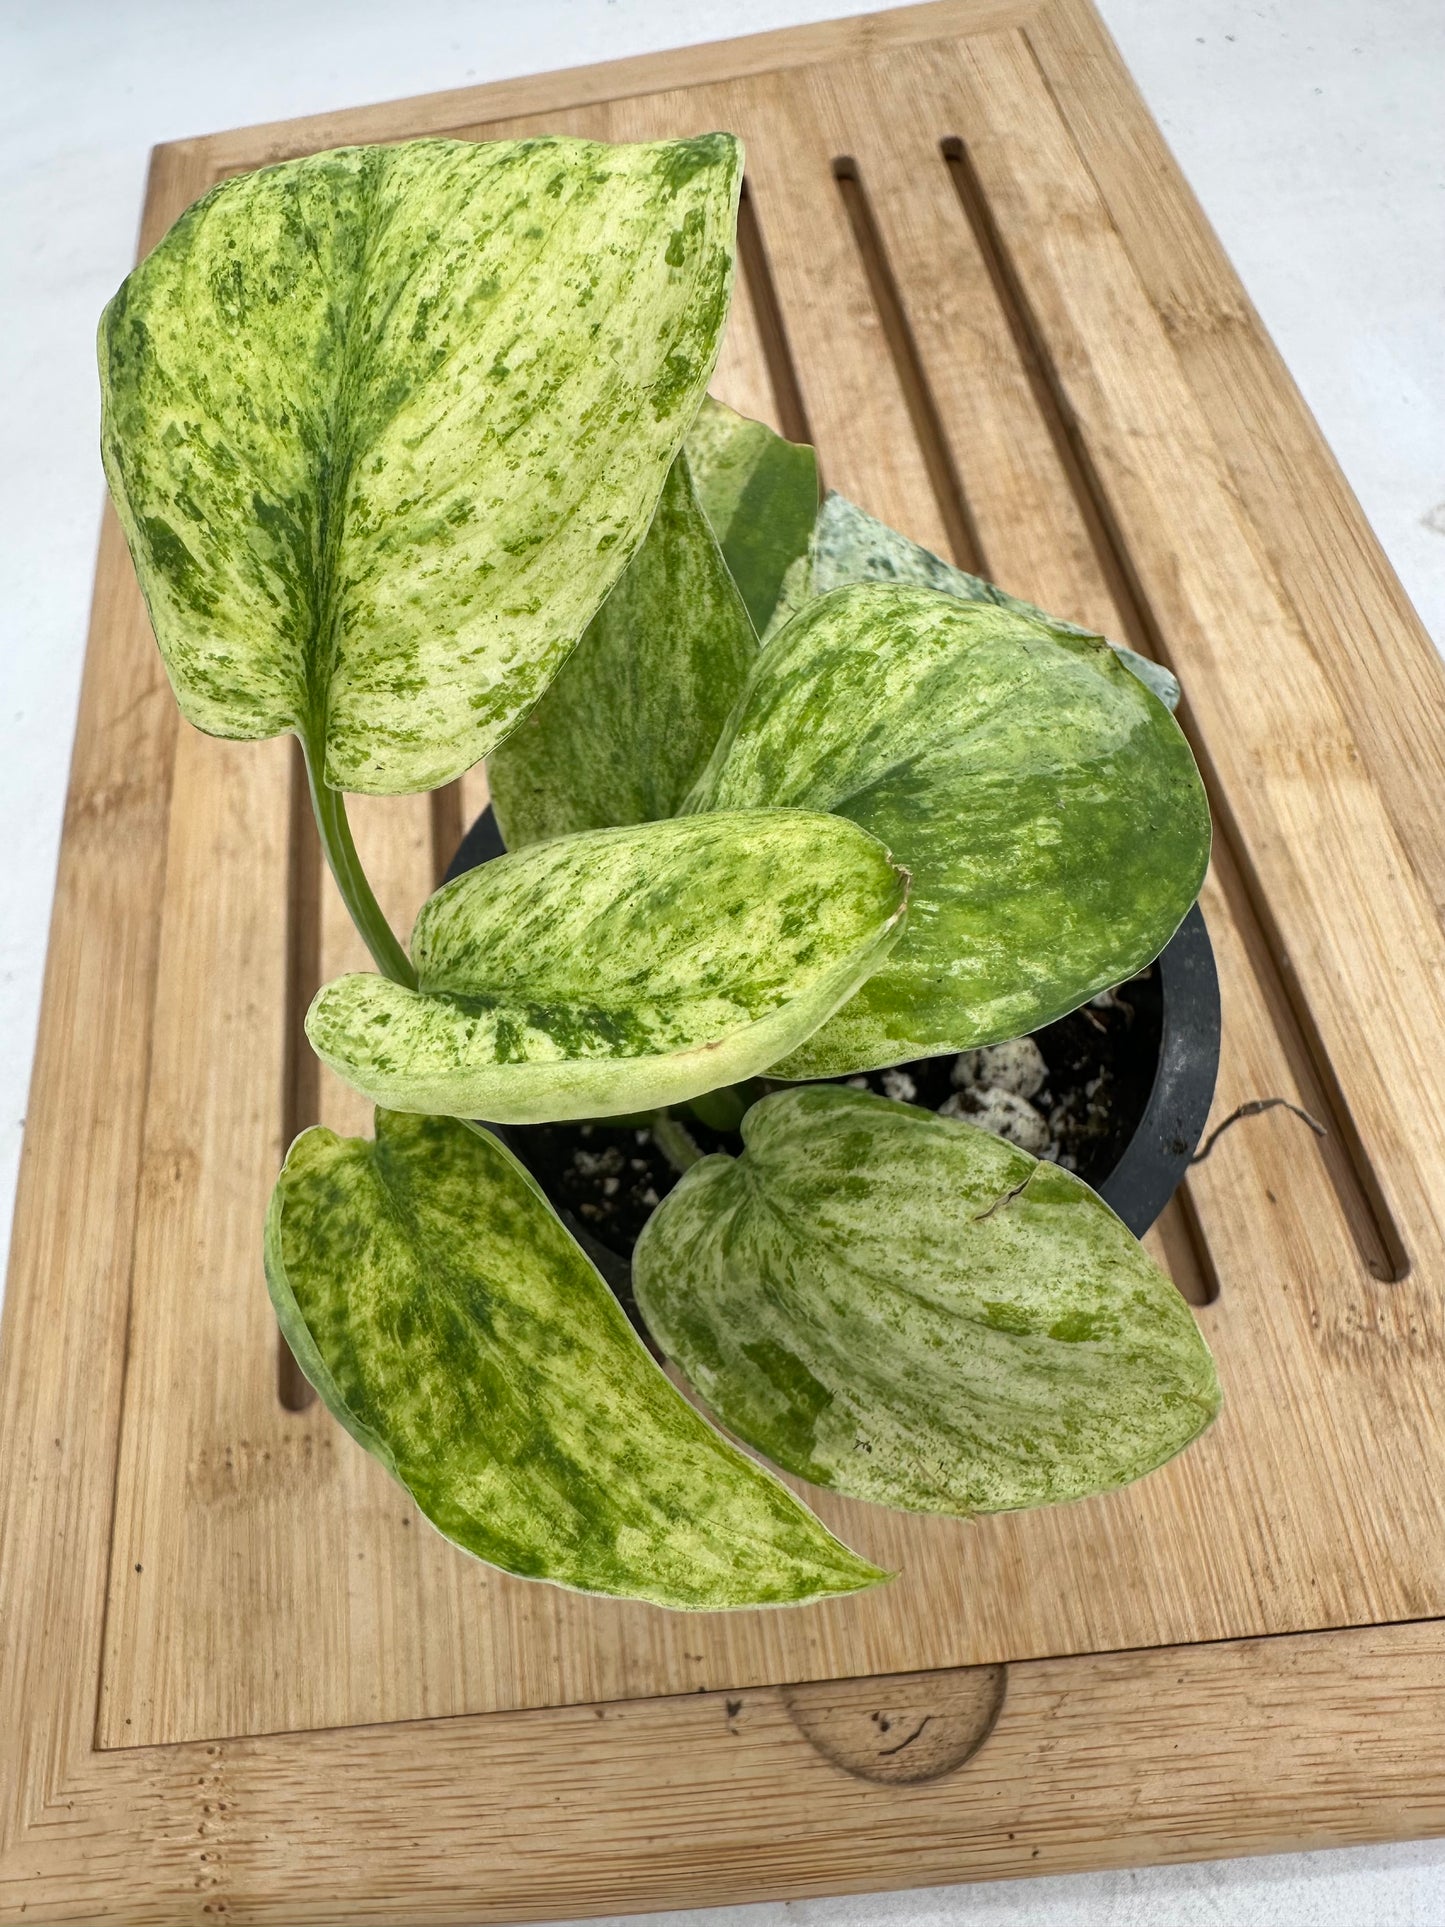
[[302, 747, 746, 1181], [300, 729, 418, 990], [647, 1111, 705, 1174]]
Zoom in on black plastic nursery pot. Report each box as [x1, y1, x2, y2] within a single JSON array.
[[446, 805, 1220, 1306]]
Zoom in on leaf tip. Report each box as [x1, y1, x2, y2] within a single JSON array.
[[796, 1547, 894, 1604]]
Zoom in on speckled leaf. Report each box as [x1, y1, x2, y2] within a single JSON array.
[[688, 583, 1209, 1078], [266, 1110, 884, 1605], [486, 448, 756, 848], [98, 134, 742, 793], [306, 809, 908, 1122], [634, 1085, 1220, 1515], [684, 397, 819, 633], [781, 490, 1180, 710]]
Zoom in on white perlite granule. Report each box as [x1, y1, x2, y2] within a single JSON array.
[[950, 1037, 1048, 1099], [939, 1084, 1051, 1156]]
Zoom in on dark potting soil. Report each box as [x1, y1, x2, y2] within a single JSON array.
[[498, 961, 1163, 1322]]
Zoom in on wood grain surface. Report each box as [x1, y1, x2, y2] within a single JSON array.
[[5, 3, 1445, 1919]]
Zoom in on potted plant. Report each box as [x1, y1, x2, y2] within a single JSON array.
[[98, 131, 1219, 1612]]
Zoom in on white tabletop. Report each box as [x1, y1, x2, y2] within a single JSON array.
[[3, 3, 1443, 1921]]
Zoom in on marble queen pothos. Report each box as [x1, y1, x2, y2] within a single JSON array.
[[99, 130, 1218, 1610]]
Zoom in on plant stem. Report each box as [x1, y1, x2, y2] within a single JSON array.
[[649, 1110, 704, 1175], [296, 740, 727, 1193], [300, 730, 417, 989]]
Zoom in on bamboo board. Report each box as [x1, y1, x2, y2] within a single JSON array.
[[6, 3, 1445, 1919]]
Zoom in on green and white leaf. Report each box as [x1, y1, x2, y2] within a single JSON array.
[[307, 809, 909, 1122], [267, 1110, 884, 1606], [487, 448, 757, 849], [779, 490, 1180, 711], [688, 582, 1209, 1078], [99, 133, 742, 794], [684, 397, 819, 633], [634, 1085, 1220, 1515]]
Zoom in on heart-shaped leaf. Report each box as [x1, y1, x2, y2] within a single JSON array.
[[684, 397, 819, 633], [99, 133, 741, 794], [267, 1110, 884, 1605], [487, 447, 757, 850], [688, 583, 1209, 1078], [634, 1085, 1220, 1515], [306, 809, 909, 1122], [789, 489, 1181, 710]]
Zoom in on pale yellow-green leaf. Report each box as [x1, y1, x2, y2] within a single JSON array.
[[267, 1110, 884, 1606], [306, 809, 909, 1122], [687, 583, 1209, 1077], [634, 1085, 1220, 1515], [99, 134, 742, 792], [794, 490, 1181, 708]]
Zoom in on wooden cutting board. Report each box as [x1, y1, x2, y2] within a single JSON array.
[[7, 2, 1445, 1919]]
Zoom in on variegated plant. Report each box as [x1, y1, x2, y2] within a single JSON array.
[[101, 132, 1218, 1612]]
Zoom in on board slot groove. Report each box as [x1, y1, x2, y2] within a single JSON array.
[[938, 136, 1150, 653], [936, 131, 1407, 1286], [279, 736, 322, 1410], [831, 153, 987, 574], [1152, 1185, 1220, 1307], [1204, 829, 1406, 1284], [736, 181, 814, 451]]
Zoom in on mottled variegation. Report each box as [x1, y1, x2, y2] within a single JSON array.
[[266, 1110, 884, 1605], [775, 490, 1181, 711], [307, 809, 908, 1121], [684, 397, 819, 634], [634, 1086, 1220, 1514], [688, 583, 1209, 1078], [99, 134, 742, 794], [487, 449, 756, 849]]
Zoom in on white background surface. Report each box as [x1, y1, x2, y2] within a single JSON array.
[[3, 2, 1444, 1920]]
